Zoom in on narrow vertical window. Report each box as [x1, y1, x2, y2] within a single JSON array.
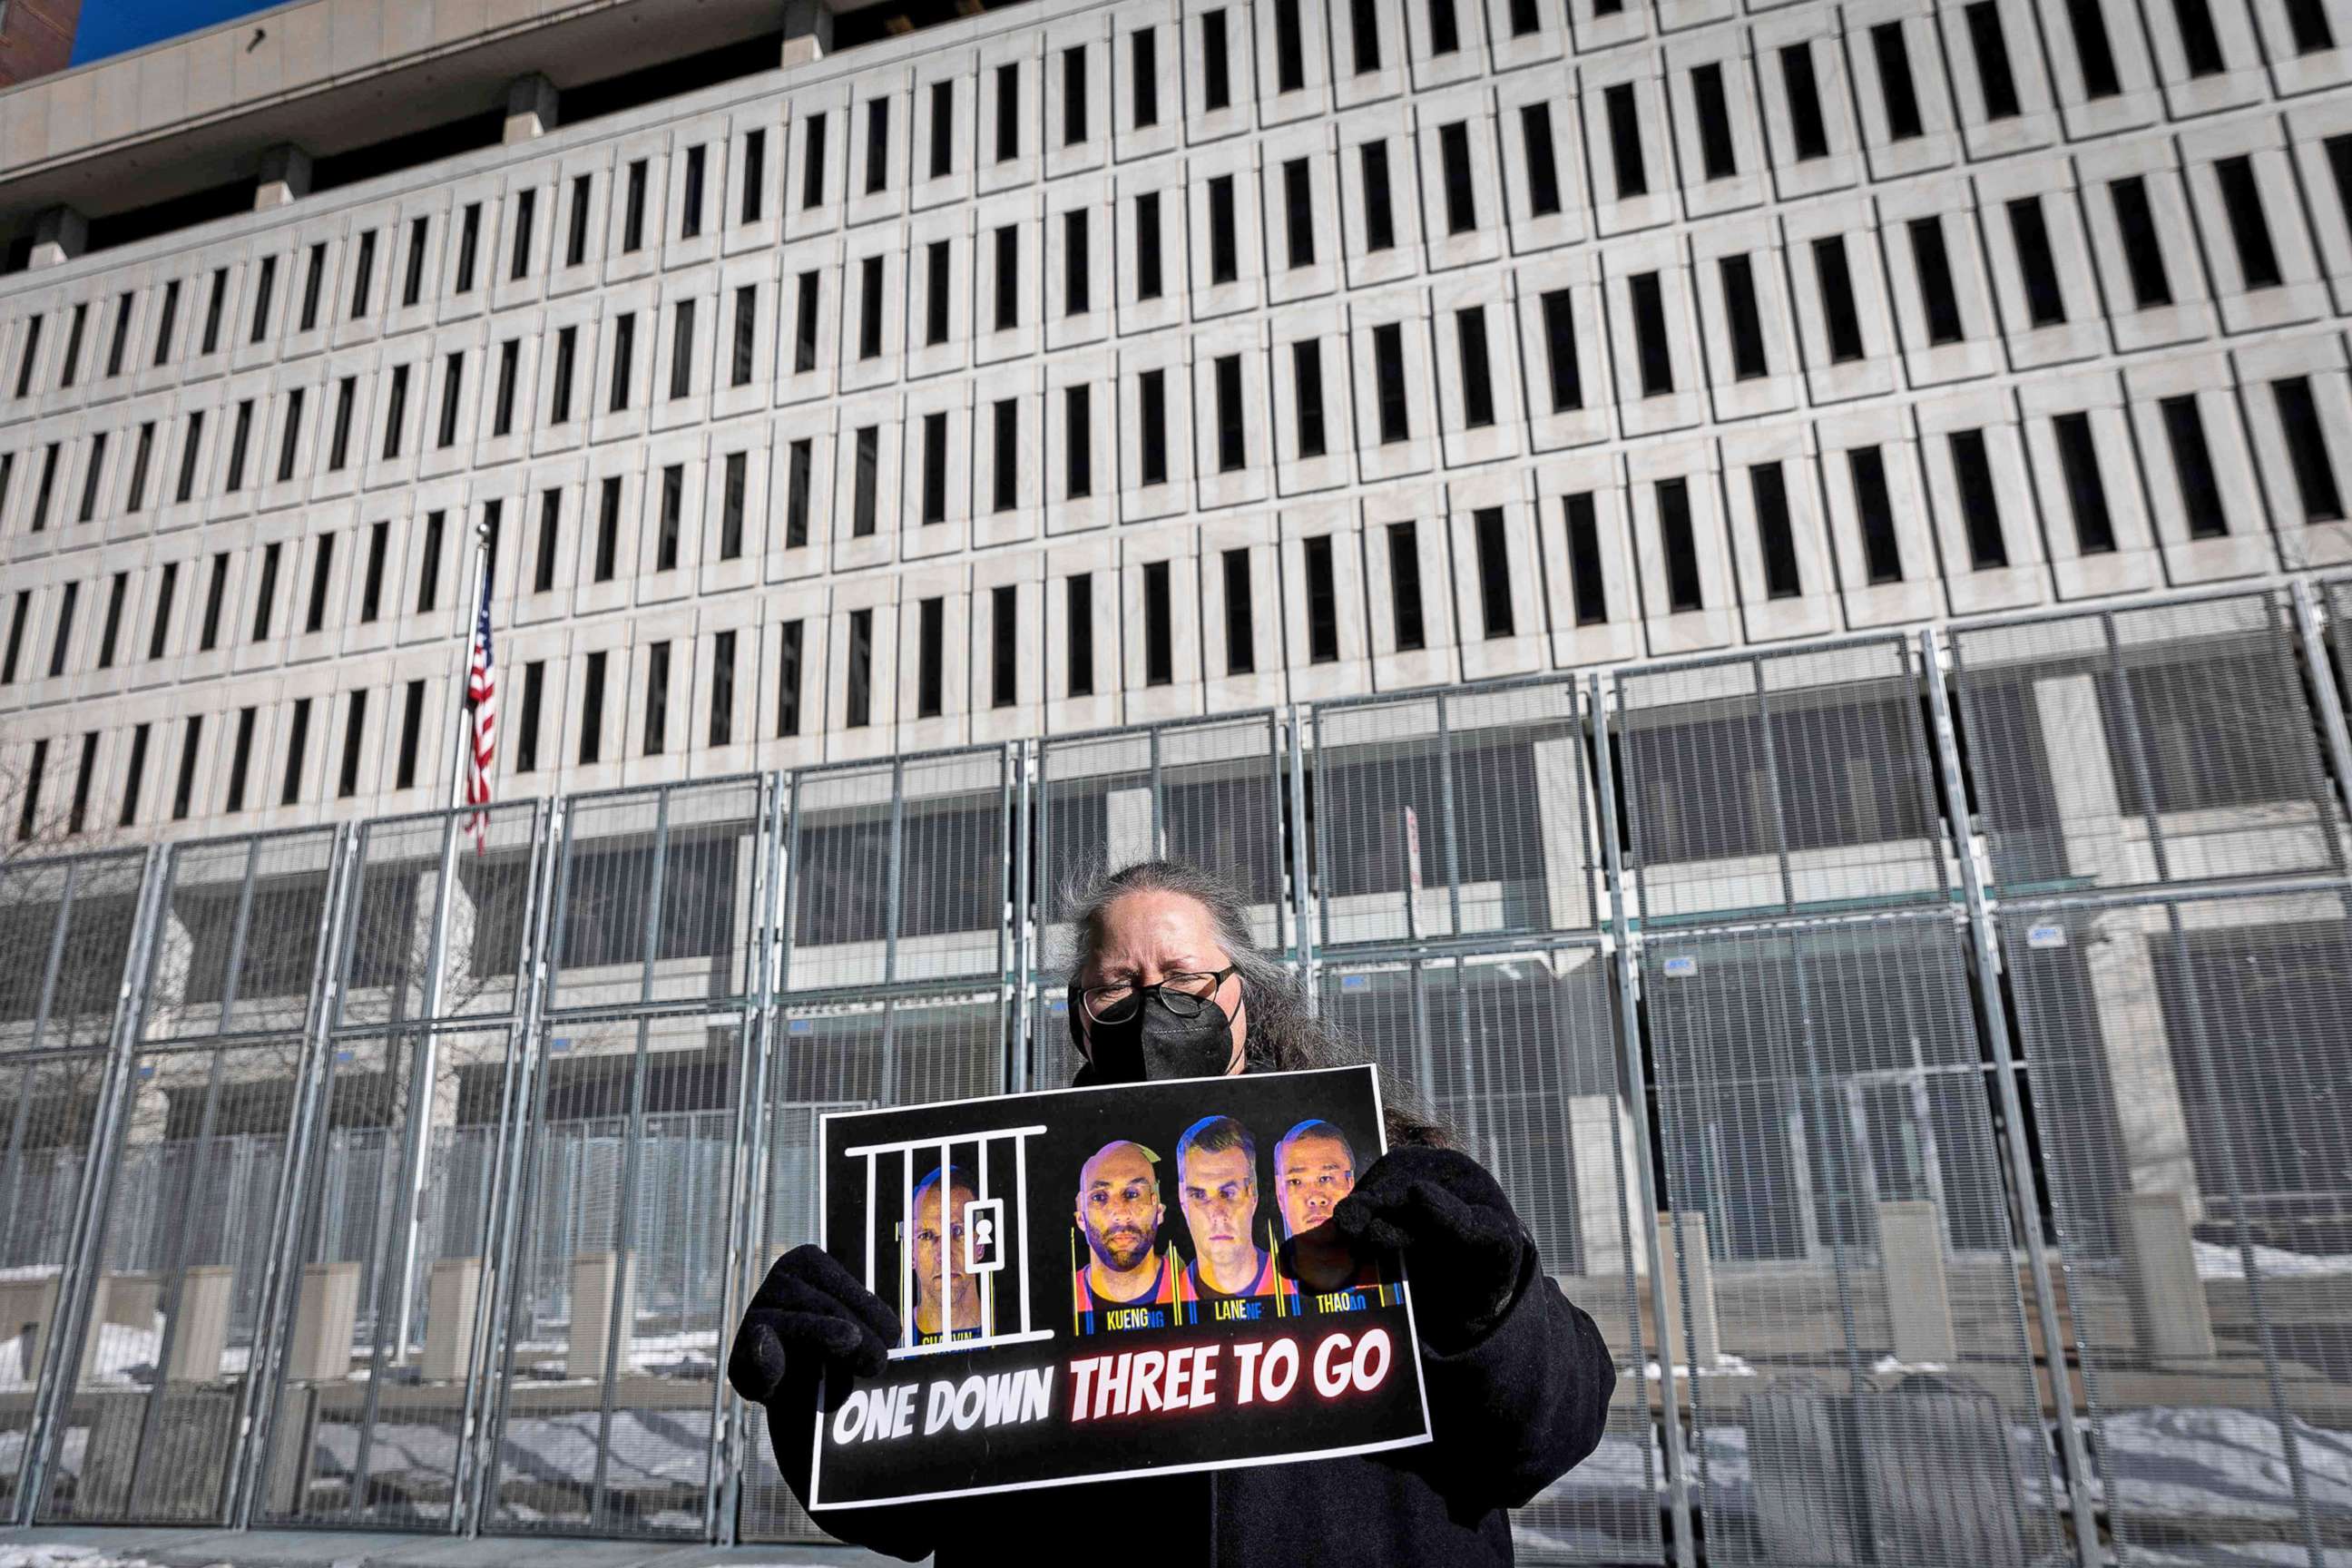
[[106, 291, 133, 376], [225, 710, 253, 811], [1542, 289, 1583, 410], [2107, 180, 2172, 309], [1352, 0, 1383, 72], [580, 652, 606, 763], [119, 723, 149, 828], [922, 411, 948, 524], [456, 201, 482, 291], [2275, 377, 2345, 522], [359, 525, 386, 622], [1387, 522, 1426, 651], [1606, 84, 1647, 199], [1276, 0, 1306, 91], [31, 442, 56, 529], [517, 660, 544, 773], [1522, 103, 1563, 217], [1141, 369, 1169, 483], [1066, 210, 1092, 315], [1293, 339, 1328, 456], [860, 255, 885, 358], [1133, 29, 1160, 128], [853, 425, 879, 536], [174, 715, 203, 819], [1137, 193, 1165, 298], [328, 379, 356, 470], [2008, 198, 2066, 326], [67, 732, 95, 835], [1456, 308, 1495, 428], [1781, 44, 1829, 161], [2285, 0, 2334, 52], [1658, 478, 1704, 611], [1872, 24, 1924, 140], [437, 351, 465, 447], [1142, 560, 1173, 686], [722, 450, 748, 558], [418, 512, 446, 612], [1474, 508, 1514, 637], [259, 260, 285, 344], [610, 312, 635, 411], [1752, 463, 1801, 599], [1722, 255, 1769, 379], [1203, 10, 1232, 110], [1304, 535, 1339, 662], [1815, 236, 1866, 363], [2064, 0, 2122, 97], [338, 691, 367, 799], [778, 621, 806, 735], [98, 572, 126, 667], [225, 400, 253, 493], [671, 299, 696, 397], [2172, 0, 2227, 75], [932, 82, 955, 177], [1950, 429, 2009, 567], [685, 144, 709, 236], [2053, 412, 2116, 554], [658, 464, 683, 570], [1565, 492, 1606, 625], [1850, 446, 1903, 583], [916, 596, 944, 718], [203, 270, 228, 352], [156, 279, 182, 364], [927, 240, 953, 344], [796, 271, 820, 372], [1362, 142, 1397, 250], [732, 284, 758, 386], [710, 629, 736, 747], [803, 113, 828, 210], [1374, 323, 1410, 443], [299, 242, 324, 330], [552, 327, 577, 423], [397, 682, 423, 788], [846, 608, 874, 728], [305, 534, 335, 632], [996, 62, 1021, 162], [568, 173, 593, 265], [622, 162, 647, 251], [14, 315, 40, 397], [48, 581, 78, 676], [743, 130, 767, 223], [179, 410, 207, 502], [1216, 354, 1247, 472], [1439, 122, 1477, 234], [79, 431, 108, 522], [1067, 385, 1093, 497], [535, 488, 561, 591], [995, 400, 1019, 510], [2216, 156, 2283, 289], [1966, 2, 2022, 119], [1910, 217, 1966, 343], [1067, 573, 1096, 696], [992, 584, 1018, 707], [643, 641, 671, 755], [2161, 395, 2229, 539], [280, 697, 311, 806], [1428, 0, 1460, 54], [995, 224, 1020, 328], [596, 477, 621, 581], [1284, 159, 1316, 269], [1222, 548, 1255, 673], [0, 590, 24, 683], [1693, 64, 1738, 181], [865, 102, 889, 196], [788, 438, 813, 546], [1631, 272, 1673, 397], [1209, 176, 1240, 284], [402, 218, 428, 306], [494, 338, 519, 436]]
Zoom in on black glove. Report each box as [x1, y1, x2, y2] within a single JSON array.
[[727, 1243, 902, 1402], [1331, 1145, 1528, 1354]]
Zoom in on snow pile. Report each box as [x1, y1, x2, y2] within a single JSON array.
[[0, 1547, 167, 1568], [2192, 1240, 2352, 1279]]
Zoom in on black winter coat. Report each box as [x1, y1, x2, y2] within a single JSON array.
[[762, 1245, 1617, 1566]]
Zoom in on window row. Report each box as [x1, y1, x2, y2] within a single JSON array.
[[9, 2, 2352, 420], [6, 345, 2345, 748]]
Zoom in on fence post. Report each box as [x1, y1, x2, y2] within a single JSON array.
[[1012, 740, 1034, 1092], [230, 823, 361, 1527], [1287, 708, 1318, 1007], [2289, 578, 2352, 833], [1920, 627, 2102, 1568], [1588, 675, 1697, 1568], [16, 844, 170, 1526]]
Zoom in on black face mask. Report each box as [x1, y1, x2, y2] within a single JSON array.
[[1069, 984, 1239, 1085]]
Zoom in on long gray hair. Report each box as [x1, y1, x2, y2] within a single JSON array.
[[1058, 859, 1448, 1149]]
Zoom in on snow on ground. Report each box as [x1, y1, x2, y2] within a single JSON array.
[[0, 1548, 170, 1568], [2192, 1240, 2352, 1279]]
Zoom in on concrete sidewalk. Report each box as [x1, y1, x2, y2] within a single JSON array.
[[0, 1527, 897, 1568]]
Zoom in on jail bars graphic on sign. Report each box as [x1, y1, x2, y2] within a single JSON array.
[[843, 1124, 1057, 1358]]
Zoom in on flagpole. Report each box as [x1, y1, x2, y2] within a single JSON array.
[[395, 509, 495, 1365]]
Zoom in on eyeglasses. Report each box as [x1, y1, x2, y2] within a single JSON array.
[[1078, 966, 1238, 1025]]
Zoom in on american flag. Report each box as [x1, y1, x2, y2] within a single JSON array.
[[462, 542, 497, 852]]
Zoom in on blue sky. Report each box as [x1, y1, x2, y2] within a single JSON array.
[[70, 0, 282, 66]]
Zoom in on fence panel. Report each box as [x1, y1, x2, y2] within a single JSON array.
[[482, 1009, 745, 1537], [1949, 594, 2346, 897], [1036, 715, 1289, 965], [250, 1024, 516, 1528], [1640, 915, 2066, 1568], [0, 848, 150, 1519], [1320, 947, 1663, 1563], [2001, 889, 2352, 1567], [335, 805, 542, 1029], [138, 829, 341, 1044], [1613, 640, 1948, 927], [784, 748, 1011, 995], [1310, 680, 1596, 952], [733, 987, 1006, 1544]]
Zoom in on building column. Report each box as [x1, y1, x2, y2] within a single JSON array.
[[29, 206, 85, 269], [780, 0, 834, 65], [254, 144, 313, 211], [503, 74, 559, 143]]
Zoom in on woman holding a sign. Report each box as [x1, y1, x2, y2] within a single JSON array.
[[729, 859, 1616, 1565]]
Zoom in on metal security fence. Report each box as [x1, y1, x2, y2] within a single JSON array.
[[3, 579, 2352, 1566]]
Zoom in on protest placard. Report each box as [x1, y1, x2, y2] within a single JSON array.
[[807, 1063, 1430, 1509]]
